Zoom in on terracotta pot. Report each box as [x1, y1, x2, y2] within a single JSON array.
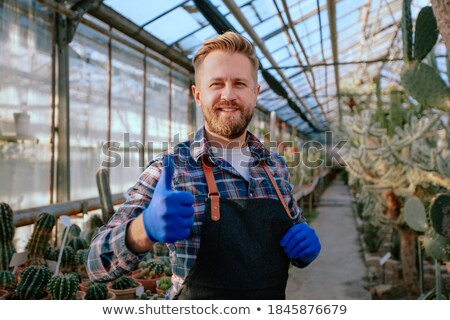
[[156, 288, 167, 295], [77, 291, 86, 300], [131, 273, 163, 293], [108, 284, 143, 300], [79, 280, 92, 292], [0, 289, 12, 300]]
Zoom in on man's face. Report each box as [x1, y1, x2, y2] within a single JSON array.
[[192, 51, 260, 140]]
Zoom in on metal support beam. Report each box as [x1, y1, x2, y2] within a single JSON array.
[[326, 0, 342, 127], [55, 12, 71, 202]]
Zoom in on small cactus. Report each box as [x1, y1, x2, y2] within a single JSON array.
[[110, 275, 138, 290], [26, 212, 56, 265], [0, 270, 17, 290], [404, 197, 428, 232], [84, 282, 109, 300], [67, 237, 88, 251], [0, 203, 16, 271], [48, 274, 79, 300], [430, 193, 450, 238], [15, 265, 51, 299]]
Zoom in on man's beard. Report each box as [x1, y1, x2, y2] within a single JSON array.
[[202, 101, 253, 139]]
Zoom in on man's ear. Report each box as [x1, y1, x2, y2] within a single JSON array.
[[192, 85, 201, 106], [255, 84, 261, 96]]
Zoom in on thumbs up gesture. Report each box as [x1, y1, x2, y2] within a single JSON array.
[[143, 156, 195, 243]]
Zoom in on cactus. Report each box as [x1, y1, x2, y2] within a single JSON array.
[[86, 228, 99, 246], [401, 0, 413, 62], [88, 215, 104, 230], [15, 265, 51, 299], [67, 237, 88, 251], [74, 249, 88, 267], [110, 275, 138, 290], [374, 77, 386, 128], [50, 247, 74, 272], [157, 276, 172, 291], [414, 6, 439, 62], [401, 62, 450, 112], [48, 273, 79, 300], [430, 193, 450, 238], [404, 197, 428, 232], [26, 212, 56, 265], [96, 167, 115, 223], [0, 203, 15, 243], [388, 88, 403, 137], [84, 282, 109, 300], [64, 224, 81, 240], [422, 229, 450, 261], [0, 270, 17, 290], [0, 203, 16, 271]]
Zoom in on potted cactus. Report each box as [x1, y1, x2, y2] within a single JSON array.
[[156, 276, 172, 295], [14, 265, 52, 299], [48, 273, 80, 300], [0, 203, 16, 271], [109, 275, 142, 300], [132, 260, 166, 292], [25, 212, 56, 266], [84, 282, 115, 300]]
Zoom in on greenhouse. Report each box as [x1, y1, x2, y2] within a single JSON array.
[[0, 0, 449, 302]]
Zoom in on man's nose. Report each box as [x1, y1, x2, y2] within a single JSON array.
[[220, 84, 237, 101]]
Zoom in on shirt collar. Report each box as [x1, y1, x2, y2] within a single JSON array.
[[190, 126, 272, 164]]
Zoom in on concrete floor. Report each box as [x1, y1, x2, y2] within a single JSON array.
[[286, 179, 372, 300]]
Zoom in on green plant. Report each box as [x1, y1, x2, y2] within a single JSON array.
[[15, 265, 51, 299], [48, 273, 79, 300], [363, 223, 382, 253], [157, 276, 172, 291], [48, 247, 75, 272], [400, 6, 450, 112], [67, 237, 88, 251], [84, 282, 109, 300], [0, 270, 17, 290], [110, 275, 139, 290], [0, 203, 16, 271], [64, 224, 81, 240], [25, 212, 56, 265]]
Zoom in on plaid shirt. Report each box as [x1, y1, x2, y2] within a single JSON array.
[[86, 126, 305, 297]]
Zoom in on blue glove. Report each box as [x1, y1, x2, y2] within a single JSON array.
[[280, 223, 321, 264], [143, 156, 195, 244]]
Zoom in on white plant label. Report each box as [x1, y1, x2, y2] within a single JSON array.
[[135, 285, 144, 297], [379, 252, 391, 266], [60, 215, 72, 227]]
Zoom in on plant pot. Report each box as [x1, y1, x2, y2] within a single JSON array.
[[77, 291, 86, 300], [156, 288, 167, 295], [0, 289, 12, 300], [83, 291, 116, 300], [79, 280, 92, 292], [132, 273, 163, 293], [108, 284, 143, 300], [13, 112, 30, 137]]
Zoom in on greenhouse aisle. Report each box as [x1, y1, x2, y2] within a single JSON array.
[[286, 178, 372, 300]]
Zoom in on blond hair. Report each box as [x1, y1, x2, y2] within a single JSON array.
[[193, 31, 259, 84]]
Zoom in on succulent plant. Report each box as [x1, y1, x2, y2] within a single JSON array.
[[84, 282, 109, 300], [87, 215, 104, 230], [157, 276, 172, 291], [404, 196, 428, 232], [15, 265, 51, 299], [430, 193, 450, 238], [0, 270, 17, 290], [64, 224, 81, 240], [25, 212, 56, 265], [67, 237, 88, 251], [110, 275, 139, 290], [0, 203, 16, 271], [48, 273, 79, 300]]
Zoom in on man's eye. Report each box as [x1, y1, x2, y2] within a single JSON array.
[[236, 82, 246, 87]]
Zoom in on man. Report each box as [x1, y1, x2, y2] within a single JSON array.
[[86, 31, 321, 299]]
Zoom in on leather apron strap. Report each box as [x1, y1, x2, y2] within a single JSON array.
[[201, 156, 292, 221]]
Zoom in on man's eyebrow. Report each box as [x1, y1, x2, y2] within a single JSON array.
[[207, 77, 250, 82]]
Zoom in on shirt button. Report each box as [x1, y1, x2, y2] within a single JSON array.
[[249, 193, 253, 197]]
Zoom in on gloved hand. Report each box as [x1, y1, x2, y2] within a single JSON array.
[[280, 223, 321, 264], [143, 156, 195, 244]]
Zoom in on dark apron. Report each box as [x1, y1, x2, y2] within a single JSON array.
[[174, 158, 293, 300]]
